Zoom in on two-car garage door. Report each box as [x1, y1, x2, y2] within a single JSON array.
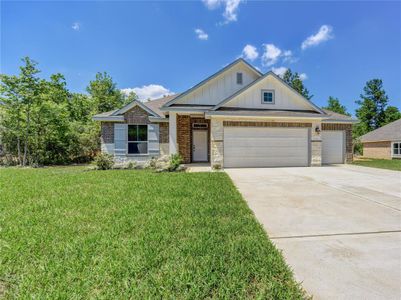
[[224, 127, 309, 168]]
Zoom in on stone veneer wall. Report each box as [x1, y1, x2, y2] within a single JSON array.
[[101, 122, 114, 144], [322, 123, 353, 163], [210, 119, 224, 168]]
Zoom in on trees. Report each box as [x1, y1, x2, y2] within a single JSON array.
[[322, 96, 350, 116], [282, 69, 312, 100], [0, 59, 98, 165], [384, 106, 401, 125], [355, 79, 400, 136], [87, 72, 125, 113]]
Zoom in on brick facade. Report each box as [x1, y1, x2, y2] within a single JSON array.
[[101, 122, 114, 144], [322, 123, 353, 163], [177, 115, 191, 163], [362, 141, 391, 159], [159, 123, 169, 143], [124, 106, 150, 124]]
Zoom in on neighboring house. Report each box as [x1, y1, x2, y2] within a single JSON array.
[[360, 118, 401, 159], [93, 58, 357, 168]]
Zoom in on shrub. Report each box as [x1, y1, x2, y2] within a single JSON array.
[[168, 154, 183, 171], [94, 153, 114, 170], [0, 154, 19, 167], [127, 161, 136, 169], [212, 163, 222, 171]]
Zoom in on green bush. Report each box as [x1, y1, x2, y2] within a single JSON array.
[[169, 154, 183, 171], [94, 153, 114, 170]]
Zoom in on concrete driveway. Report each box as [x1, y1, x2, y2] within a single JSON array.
[[226, 165, 401, 299]]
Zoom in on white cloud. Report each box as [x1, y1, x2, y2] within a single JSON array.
[[202, 0, 243, 24], [261, 44, 282, 66], [242, 44, 259, 61], [72, 22, 80, 31], [195, 28, 209, 40], [301, 25, 333, 50], [121, 84, 173, 101], [271, 67, 288, 77], [299, 73, 308, 81]]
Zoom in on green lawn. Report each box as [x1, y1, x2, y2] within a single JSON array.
[[353, 158, 401, 171], [0, 167, 305, 299]]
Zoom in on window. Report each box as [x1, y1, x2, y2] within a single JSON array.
[[393, 142, 401, 156], [236, 72, 243, 84], [261, 90, 274, 104], [128, 125, 148, 154]]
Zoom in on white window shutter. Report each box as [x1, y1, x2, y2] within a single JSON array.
[[114, 124, 127, 156], [148, 124, 159, 156]]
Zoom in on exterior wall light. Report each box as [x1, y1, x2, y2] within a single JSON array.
[[315, 126, 321, 134]]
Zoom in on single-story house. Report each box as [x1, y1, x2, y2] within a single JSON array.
[[360, 118, 401, 159], [93, 58, 357, 168]]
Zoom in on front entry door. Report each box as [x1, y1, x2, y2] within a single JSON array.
[[192, 130, 208, 162]]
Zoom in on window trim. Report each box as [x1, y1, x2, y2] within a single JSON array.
[[391, 141, 401, 158], [127, 124, 149, 156], [261, 89, 275, 104], [236, 72, 243, 85]]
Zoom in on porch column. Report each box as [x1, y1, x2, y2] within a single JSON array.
[[169, 112, 177, 155], [311, 121, 322, 166], [210, 118, 224, 169]]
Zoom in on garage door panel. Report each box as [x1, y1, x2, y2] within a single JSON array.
[[224, 127, 309, 168], [322, 131, 344, 164]]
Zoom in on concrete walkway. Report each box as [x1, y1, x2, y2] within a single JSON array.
[[226, 165, 401, 299]]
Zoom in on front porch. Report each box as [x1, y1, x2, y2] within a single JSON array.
[[174, 114, 211, 164]]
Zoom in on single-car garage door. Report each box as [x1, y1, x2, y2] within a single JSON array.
[[322, 131, 344, 164], [224, 127, 309, 168]]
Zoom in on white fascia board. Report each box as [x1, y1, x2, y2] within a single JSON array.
[[148, 117, 169, 122], [322, 119, 359, 124], [204, 113, 325, 121], [92, 116, 124, 122], [160, 106, 213, 112]]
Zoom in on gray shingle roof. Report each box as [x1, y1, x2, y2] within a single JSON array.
[[322, 109, 355, 121], [360, 118, 401, 142]]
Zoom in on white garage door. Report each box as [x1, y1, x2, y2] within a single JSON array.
[[224, 127, 309, 168], [322, 131, 344, 164]]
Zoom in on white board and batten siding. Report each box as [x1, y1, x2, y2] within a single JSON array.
[[224, 127, 310, 168], [322, 131, 344, 164], [113, 123, 160, 158], [224, 75, 313, 111], [175, 64, 259, 106]]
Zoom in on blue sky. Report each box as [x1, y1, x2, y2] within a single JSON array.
[[1, 0, 400, 114]]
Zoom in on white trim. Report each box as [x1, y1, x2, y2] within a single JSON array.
[[261, 89, 275, 104], [169, 112, 178, 154], [148, 117, 169, 122], [113, 100, 159, 117], [92, 116, 124, 122], [391, 141, 401, 158], [127, 124, 149, 155]]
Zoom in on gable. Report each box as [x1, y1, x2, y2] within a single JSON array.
[[214, 72, 323, 113], [166, 59, 261, 107]]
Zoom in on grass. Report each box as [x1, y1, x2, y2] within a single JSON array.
[[353, 158, 401, 171], [0, 167, 306, 299]]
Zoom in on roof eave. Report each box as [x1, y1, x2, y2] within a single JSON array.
[[92, 116, 125, 122]]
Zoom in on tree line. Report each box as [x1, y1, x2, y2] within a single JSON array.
[[0, 57, 136, 166], [282, 69, 400, 152], [0, 58, 400, 166]]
